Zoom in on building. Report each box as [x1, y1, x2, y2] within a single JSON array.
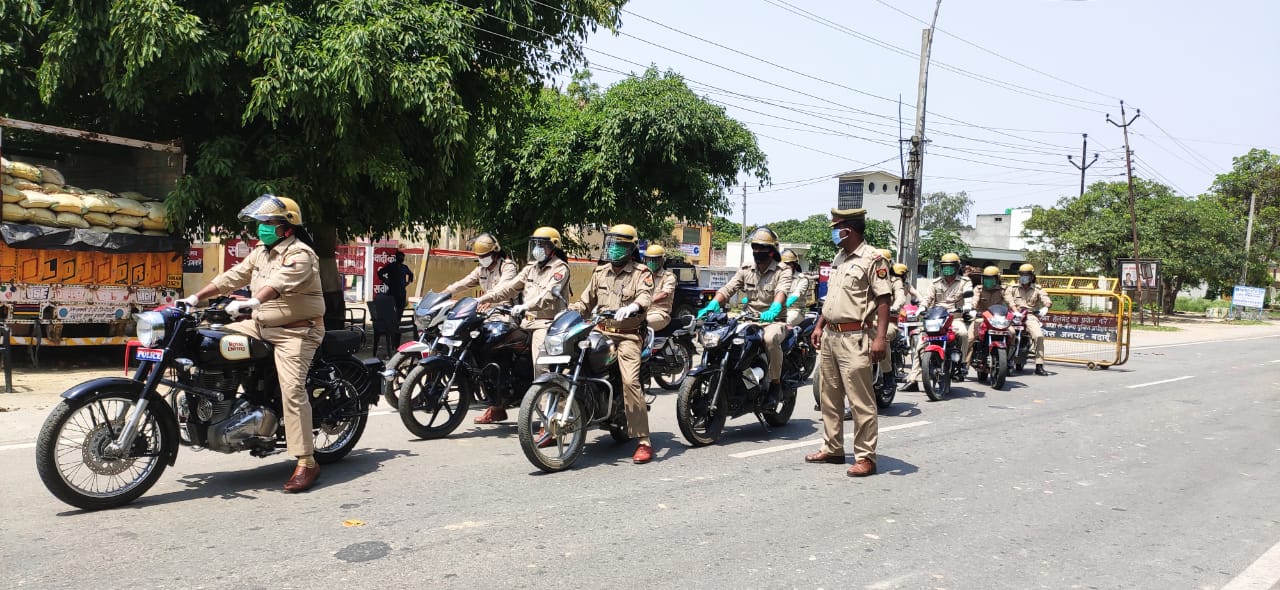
[[954, 209, 1031, 274], [671, 221, 713, 266], [836, 169, 903, 225]]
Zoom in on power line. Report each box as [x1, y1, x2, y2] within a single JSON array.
[[1140, 113, 1225, 174]]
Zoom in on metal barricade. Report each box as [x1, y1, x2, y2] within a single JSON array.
[[1000, 275, 1131, 369]]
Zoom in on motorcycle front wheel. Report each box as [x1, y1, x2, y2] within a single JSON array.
[[35, 392, 171, 511], [991, 348, 1009, 390], [398, 360, 472, 440], [921, 351, 951, 402], [518, 383, 587, 472], [653, 341, 694, 391], [676, 374, 727, 446]]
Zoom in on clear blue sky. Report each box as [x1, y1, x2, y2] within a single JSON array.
[[575, 0, 1280, 225]]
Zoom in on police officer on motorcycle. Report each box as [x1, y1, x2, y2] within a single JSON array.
[[965, 265, 1008, 366], [873, 248, 905, 398], [781, 249, 810, 326], [443, 233, 520, 301], [1005, 263, 1052, 376], [643, 244, 677, 331], [903, 252, 969, 391]]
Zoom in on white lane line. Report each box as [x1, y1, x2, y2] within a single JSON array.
[[728, 420, 931, 459], [1132, 334, 1280, 351], [0, 442, 35, 452], [1125, 375, 1194, 389], [1222, 539, 1280, 590]]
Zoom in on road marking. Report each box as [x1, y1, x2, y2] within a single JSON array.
[[0, 442, 35, 452], [1131, 334, 1280, 351], [1222, 539, 1280, 590], [728, 420, 931, 459], [1125, 375, 1194, 389]]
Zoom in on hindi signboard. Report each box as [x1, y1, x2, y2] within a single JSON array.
[[1231, 285, 1266, 309]]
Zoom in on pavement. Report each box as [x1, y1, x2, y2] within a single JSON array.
[[1, 319, 1279, 589]]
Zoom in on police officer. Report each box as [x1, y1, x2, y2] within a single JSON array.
[[697, 227, 793, 407], [443, 233, 520, 301], [804, 208, 891, 477], [872, 248, 906, 399], [570, 225, 655, 463], [1005, 263, 1052, 376], [473, 227, 571, 424], [183, 194, 325, 493], [781, 249, 811, 326], [965, 265, 1008, 368], [643, 244, 677, 332], [903, 252, 970, 391]]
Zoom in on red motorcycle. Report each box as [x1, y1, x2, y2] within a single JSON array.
[[919, 294, 971, 402], [970, 303, 1012, 390]]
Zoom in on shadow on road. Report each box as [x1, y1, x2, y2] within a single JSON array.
[[876, 454, 919, 476]]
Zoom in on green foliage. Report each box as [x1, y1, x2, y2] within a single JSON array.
[[1211, 148, 1280, 286], [920, 190, 973, 231], [918, 228, 971, 263], [710, 215, 741, 250], [761, 215, 895, 266], [1174, 296, 1230, 313]]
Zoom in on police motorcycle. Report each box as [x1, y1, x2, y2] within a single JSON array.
[[381, 291, 455, 408], [919, 290, 974, 402], [676, 302, 801, 447], [969, 303, 1014, 390], [644, 314, 697, 391], [35, 298, 382, 511], [397, 297, 532, 439], [517, 305, 651, 472], [1009, 308, 1035, 373]]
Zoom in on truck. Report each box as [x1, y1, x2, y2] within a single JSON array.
[[0, 117, 185, 365]]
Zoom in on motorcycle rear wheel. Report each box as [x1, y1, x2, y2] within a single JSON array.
[[676, 374, 726, 446], [313, 377, 368, 464], [653, 341, 694, 391], [518, 383, 587, 472], [921, 351, 950, 402], [874, 371, 896, 410], [763, 384, 796, 426], [398, 361, 471, 440], [991, 349, 1009, 390]]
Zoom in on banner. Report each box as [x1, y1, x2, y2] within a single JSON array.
[[1231, 285, 1266, 309], [1042, 312, 1118, 343], [223, 238, 257, 271], [183, 247, 204, 273]]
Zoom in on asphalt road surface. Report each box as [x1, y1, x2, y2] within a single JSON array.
[[2, 329, 1278, 589]]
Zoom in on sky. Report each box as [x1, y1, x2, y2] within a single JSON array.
[[573, 0, 1280, 226]]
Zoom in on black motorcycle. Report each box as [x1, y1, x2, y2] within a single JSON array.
[[676, 309, 800, 447], [397, 297, 532, 439], [35, 298, 383, 511], [643, 315, 697, 391], [381, 291, 455, 408]]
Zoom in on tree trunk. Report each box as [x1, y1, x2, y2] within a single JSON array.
[[313, 225, 347, 330]]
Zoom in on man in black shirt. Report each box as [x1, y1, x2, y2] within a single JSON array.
[[377, 250, 415, 314]]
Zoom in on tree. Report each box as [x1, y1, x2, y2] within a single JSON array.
[[1211, 148, 1280, 285], [764, 215, 895, 267], [920, 190, 973, 231], [3, 0, 625, 327], [918, 228, 971, 264], [710, 216, 741, 250]]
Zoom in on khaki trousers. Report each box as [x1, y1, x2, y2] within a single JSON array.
[[762, 322, 787, 382], [525, 318, 552, 377], [607, 332, 650, 445], [226, 319, 323, 457], [646, 311, 669, 332], [877, 322, 899, 374], [1024, 315, 1046, 363], [817, 329, 877, 461]]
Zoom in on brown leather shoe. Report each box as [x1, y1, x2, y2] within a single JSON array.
[[846, 458, 876, 477], [474, 406, 507, 424], [283, 464, 320, 493], [632, 443, 654, 464], [804, 450, 845, 464]]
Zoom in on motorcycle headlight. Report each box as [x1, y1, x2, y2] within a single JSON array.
[[701, 326, 730, 349], [440, 318, 463, 337], [544, 332, 567, 356], [135, 311, 166, 347], [414, 311, 432, 331], [988, 315, 1010, 329], [923, 318, 945, 332]]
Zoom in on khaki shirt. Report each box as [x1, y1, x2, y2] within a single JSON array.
[[890, 276, 909, 313], [922, 277, 968, 311], [789, 273, 811, 303], [718, 261, 793, 312], [479, 258, 571, 320], [971, 286, 1008, 313], [446, 258, 519, 300], [650, 268, 678, 316], [821, 242, 892, 325], [571, 261, 654, 331], [1005, 284, 1052, 312], [210, 235, 324, 327]]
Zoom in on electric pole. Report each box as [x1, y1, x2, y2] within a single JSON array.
[[1066, 133, 1099, 198], [1242, 191, 1256, 285], [899, 0, 943, 277], [739, 183, 748, 266], [1107, 101, 1143, 322]]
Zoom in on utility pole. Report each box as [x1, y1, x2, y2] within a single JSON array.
[[1242, 191, 1256, 285], [739, 183, 748, 266], [1066, 133, 1099, 198], [1107, 101, 1143, 322], [899, 0, 943, 276]]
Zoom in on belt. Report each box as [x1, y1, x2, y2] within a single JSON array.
[[825, 321, 863, 333], [599, 324, 642, 335]]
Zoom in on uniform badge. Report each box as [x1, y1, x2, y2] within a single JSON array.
[[642, 274, 653, 287], [876, 267, 887, 278], [553, 272, 564, 281]]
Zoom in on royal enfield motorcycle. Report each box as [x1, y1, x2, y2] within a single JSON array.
[[381, 291, 455, 408], [969, 303, 1012, 390], [676, 309, 801, 447], [919, 291, 973, 402], [35, 299, 383, 511]]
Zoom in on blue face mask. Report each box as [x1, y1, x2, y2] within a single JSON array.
[[831, 228, 845, 245]]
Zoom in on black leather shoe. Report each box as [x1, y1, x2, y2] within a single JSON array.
[[764, 381, 781, 407], [1035, 364, 1049, 376]]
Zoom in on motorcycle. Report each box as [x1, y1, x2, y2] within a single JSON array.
[[35, 298, 383, 511], [919, 290, 974, 402], [1009, 309, 1033, 373], [676, 309, 800, 447], [643, 315, 697, 391], [517, 307, 648, 472], [969, 303, 1012, 390], [397, 297, 532, 439], [381, 291, 455, 408]]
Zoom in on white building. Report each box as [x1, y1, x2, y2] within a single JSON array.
[[835, 169, 902, 226]]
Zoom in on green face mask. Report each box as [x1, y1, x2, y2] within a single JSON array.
[[607, 244, 629, 262], [258, 223, 281, 246], [646, 260, 660, 273], [941, 265, 957, 277], [983, 277, 998, 290]]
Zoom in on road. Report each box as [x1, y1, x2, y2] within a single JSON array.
[[1, 325, 1278, 589]]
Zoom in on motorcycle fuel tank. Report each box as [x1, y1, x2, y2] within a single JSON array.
[[196, 329, 273, 366]]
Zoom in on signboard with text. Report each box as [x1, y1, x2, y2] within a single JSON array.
[[1042, 312, 1118, 343], [183, 247, 204, 273], [1231, 285, 1266, 309]]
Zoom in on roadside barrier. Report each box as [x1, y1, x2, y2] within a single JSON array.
[[1003, 275, 1132, 370]]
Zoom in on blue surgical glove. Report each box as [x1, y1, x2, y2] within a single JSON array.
[[785, 295, 799, 308], [759, 301, 783, 322], [697, 299, 721, 319]]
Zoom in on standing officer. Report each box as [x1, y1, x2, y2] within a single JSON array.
[[804, 208, 891, 477], [965, 266, 1008, 368], [1005, 263, 1052, 376], [474, 227, 571, 424], [183, 194, 325, 493], [376, 249, 415, 315], [643, 244, 677, 331], [697, 227, 793, 406], [903, 252, 970, 391], [570, 225, 655, 463], [443, 233, 520, 300]]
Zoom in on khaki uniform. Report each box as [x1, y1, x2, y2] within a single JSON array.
[[1005, 283, 1053, 363], [479, 258, 571, 374], [906, 277, 970, 384], [965, 287, 1008, 364], [876, 275, 909, 375], [717, 261, 793, 382], [570, 261, 654, 444], [445, 258, 519, 300], [645, 268, 677, 331], [785, 272, 812, 326], [209, 235, 324, 457], [817, 243, 891, 461]]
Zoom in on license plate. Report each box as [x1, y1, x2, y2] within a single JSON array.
[[135, 348, 164, 362], [924, 336, 947, 342], [537, 354, 571, 365], [437, 337, 463, 348]]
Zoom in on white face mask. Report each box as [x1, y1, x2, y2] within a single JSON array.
[[1019, 275, 1032, 286], [531, 246, 548, 263], [478, 255, 493, 268]]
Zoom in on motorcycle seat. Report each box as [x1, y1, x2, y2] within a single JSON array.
[[321, 330, 363, 356]]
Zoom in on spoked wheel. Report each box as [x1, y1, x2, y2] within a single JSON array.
[[991, 348, 1009, 390], [653, 342, 694, 391], [518, 383, 587, 472], [676, 374, 727, 446], [381, 351, 416, 409], [313, 377, 368, 464], [921, 351, 950, 402], [35, 393, 171, 511], [398, 360, 471, 440]]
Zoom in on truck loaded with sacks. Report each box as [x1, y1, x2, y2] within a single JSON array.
[[0, 117, 185, 362]]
